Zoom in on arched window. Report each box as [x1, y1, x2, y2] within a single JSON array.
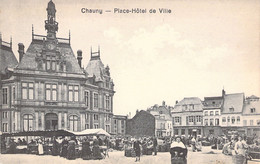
[[237, 116, 240, 123], [222, 117, 226, 123], [69, 115, 78, 131], [23, 114, 33, 131], [231, 116, 235, 124]]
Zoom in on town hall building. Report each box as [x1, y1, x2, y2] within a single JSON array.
[[0, 1, 120, 134]]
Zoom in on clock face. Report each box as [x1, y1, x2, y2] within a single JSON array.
[[47, 43, 55, 50]]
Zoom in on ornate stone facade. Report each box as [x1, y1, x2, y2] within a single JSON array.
[[0, 1, 118, 133]]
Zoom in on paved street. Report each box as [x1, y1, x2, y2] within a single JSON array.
[[0, 146, 259, 164]]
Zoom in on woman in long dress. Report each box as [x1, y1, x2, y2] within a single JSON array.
[[52, 136, 59, 156], [92, 136, 103, 160], [82, 137, 92, 160], [67, 137, 76, 160], [60, 137, 68, 158], [134, 138, 141, 162], [38, 139, 44, 155]]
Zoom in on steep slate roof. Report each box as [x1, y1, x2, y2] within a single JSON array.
[[0, 45, 18, 74], [17, 41, 83, 74], [243, 99, 260, 115], [172, 97, 203, 113], [222, 93, 244, 114], [247, 95, 259, 99], [85, 57, 107, 82], [147, 105, 172, 121]]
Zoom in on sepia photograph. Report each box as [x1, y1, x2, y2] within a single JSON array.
[[0, 0, 259, 163]]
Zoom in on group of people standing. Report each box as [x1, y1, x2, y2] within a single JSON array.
[[132, 137, 158, 162], [222, 135, 250, 164], [36, 135, 106, 160]]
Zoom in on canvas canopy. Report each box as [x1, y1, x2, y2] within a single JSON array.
[[70, 128, 110, 137]]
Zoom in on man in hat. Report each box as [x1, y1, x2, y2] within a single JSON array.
[[153, 136, 158, 156]]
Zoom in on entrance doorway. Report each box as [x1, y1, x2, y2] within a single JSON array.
[[45, 113, 58, 130]]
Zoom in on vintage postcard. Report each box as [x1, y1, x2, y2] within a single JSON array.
[[0, 0, 259, 163]]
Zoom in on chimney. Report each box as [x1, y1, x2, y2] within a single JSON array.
[[222, 89, 226, 97], [162, 101, 166, 106], [77, 50, 82, 68], [18, 43, 25, 62], [175, 100, 178, 104]]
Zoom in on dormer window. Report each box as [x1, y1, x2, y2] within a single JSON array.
[[229, 107, 234, 112], [251, 108, 256, 113]]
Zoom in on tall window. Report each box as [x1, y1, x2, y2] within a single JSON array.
[[94, 124, 99, 129], [237, 116, 240, 123], [23, 114, 33, 131], [215, 111, 219, 115], [174, 129, 179, 135], [175, 117, 180, 123], [196, 116, 202, 122], [243, 120, 247, 126], [69, 115, 78, 131], [231, 117, 235, 124], [46, 55, 56, 71], [68, 85, 79, 102], [84, 91, 89, 107], [105, 125, 110, 133], [105, 95, 110, 109], [94, 114, 99, 120], [250, 120, 254, 126], [222, 117, 226, 123], [215, 118, 219, 126], [251, 108, 256, 113], [94, 93, 99, 108], [22, 82, 34, 99], [2, 88, 7, 104], [189, 116, 194, 122], [2, 112, 8, 118], [181, 129, 185, 135], [204, 119, 208, 126], [227, 116, 230, 122], [210, 119, 214, 126], [46, 84, 57, 101], [210, 111, 214, 116], [2, 123, 8, 132], [12, 87, 16, 102]]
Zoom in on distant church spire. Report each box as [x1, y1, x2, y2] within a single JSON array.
[[45, 0, 58, 39]]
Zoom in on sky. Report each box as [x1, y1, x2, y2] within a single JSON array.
[[0, 0, 259, 116]]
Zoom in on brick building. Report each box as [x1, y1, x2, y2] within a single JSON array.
[[0, 1, 126, 134], [126, 110, 155, 137]]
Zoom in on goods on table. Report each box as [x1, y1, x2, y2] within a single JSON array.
[[248, 145, 260, 159]]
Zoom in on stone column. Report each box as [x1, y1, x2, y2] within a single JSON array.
[[35, 112, 38, 130], [81, 113, 85, 130], [58, 112, 62, 129], [64, 113, 67, 130], [41, 112, 45, 130], [15, 111, 18, 132], [17, 111, 20, 131]]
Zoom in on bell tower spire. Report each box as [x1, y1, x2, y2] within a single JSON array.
[[45, 0, 58, 39]]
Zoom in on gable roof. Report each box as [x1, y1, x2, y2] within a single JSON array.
[[0, 44, 18, 74], [222, 93, 244, 114], [243, 99, 260, 115], [17, 40, 83, 74]]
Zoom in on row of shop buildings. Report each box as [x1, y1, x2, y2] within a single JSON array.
[[0, 0, 126, 136], [126, 90, 260, 138]]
